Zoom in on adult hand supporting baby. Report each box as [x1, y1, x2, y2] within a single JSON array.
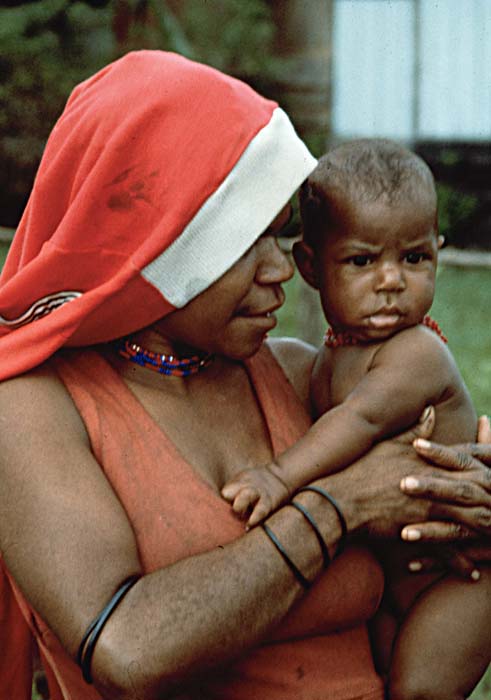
[[397, 415, 491, 579], [400, 415, 491, 542], [307, 414, 491, 548]]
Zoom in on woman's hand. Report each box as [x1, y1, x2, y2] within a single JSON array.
[[315, 413, 491, 544], [407, 541, 491, 580], [399, 415, 491, 542], [397, 415, 491, 579]]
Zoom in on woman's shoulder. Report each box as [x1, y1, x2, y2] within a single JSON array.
[[0, 360, 90, 456], [266, 336, 317, 409]]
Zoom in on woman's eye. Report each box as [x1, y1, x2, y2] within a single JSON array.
[[349, 255, 372, 266], [405, 252, 425, 264]]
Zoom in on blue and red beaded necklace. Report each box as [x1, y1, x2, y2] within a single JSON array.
[[114, 338, 214, 377]]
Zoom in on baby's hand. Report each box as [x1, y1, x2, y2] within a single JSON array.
[[221, 464, 291, 528]]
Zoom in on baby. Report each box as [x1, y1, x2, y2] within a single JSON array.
[[222, 139, 491, 700]]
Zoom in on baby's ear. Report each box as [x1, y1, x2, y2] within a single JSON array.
[[292, 241, 318, 289]]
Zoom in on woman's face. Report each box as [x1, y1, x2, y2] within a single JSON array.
[[153, 205, 294, 359]]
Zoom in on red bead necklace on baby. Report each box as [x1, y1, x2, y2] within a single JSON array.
[[324, 315, 448, 348]]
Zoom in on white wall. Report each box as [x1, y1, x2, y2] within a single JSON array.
[[332, 0, 491, 141]]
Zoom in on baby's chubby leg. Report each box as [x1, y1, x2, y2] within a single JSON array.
[[389, 567, 491, 700], [369, 543, 440, 680], [221, 463, 291, 527]]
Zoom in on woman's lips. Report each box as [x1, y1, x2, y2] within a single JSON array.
[[237, 305, 279, 319], [235, 308, 278, 331]]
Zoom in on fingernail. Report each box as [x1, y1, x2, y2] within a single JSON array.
[[402, 527, 421, 541], [421, 406, 431, 422], [471, 569, 481, 581], [401, 477, 420, 490], [408, 561, 423, 572], [414, 438, 431, 449]]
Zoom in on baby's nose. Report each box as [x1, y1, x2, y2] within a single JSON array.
[[376, 263, 405, 291]]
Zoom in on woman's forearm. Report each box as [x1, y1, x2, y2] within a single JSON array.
[[92, 503, 341, 699], [93, 432, 491, 698]]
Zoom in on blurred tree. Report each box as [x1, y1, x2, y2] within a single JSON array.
[[437, 183, 479, 249], [268, 0, 334, 345], [417, 142, 489, 250], [0, 0, 280, 227], [0, 0, 115, 226], [269, 0, 332, 145]]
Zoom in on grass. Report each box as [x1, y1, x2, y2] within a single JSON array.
[[431, 266, 491, 418], [273, 263, 491, 699], [473, 669, 491, 699]]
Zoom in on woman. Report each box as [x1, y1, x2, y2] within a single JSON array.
[[0, 51, 490, 700]]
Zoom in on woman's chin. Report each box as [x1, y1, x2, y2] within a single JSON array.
[[224, 335, 268, 361]]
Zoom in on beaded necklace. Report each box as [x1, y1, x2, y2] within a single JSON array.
[[324, 315, 447, 348], [114, 338, 214, 377]]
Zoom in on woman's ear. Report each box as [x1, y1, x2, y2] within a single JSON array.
[[292, 241, 319, 289]]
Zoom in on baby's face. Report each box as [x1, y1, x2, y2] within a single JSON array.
[[314, 194, 439, 342]]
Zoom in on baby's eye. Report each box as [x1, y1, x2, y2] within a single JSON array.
[[349, 255, 372, 266], [405, 252, 427, 264]]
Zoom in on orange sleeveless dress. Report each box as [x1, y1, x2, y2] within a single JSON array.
[[2, 345, 385, 700]]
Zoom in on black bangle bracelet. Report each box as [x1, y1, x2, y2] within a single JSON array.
[[262, 523, 311, 590], [290, 501, 331, 568], [297, 486, 348, 551], [77, 574, 141, 684]]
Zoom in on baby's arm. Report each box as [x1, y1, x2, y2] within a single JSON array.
[[223, 326, 465, 526]]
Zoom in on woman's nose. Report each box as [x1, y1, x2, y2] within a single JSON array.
[[375, 262, 405, 292], [256, 236, 294, 284]]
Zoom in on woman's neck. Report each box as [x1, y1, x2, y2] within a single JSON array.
[[126, 327, 203, 358], [104, 331, 236, 397]]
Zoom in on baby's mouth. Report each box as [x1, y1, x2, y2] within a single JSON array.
[[368, 313, 402, 329]]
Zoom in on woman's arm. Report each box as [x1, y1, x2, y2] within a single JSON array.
[[0, 366, 328, 698], [1, 366, 490, 700]]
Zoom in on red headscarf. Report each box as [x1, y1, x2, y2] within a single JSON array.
[[0, 50, 316, 380]]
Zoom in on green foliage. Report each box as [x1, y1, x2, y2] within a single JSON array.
[[437, 183, 479, 248], [439, 147, 461, 168], [0, 0, 279, 227], [0, 0, 115, 225], [178, 0, 278, 78]]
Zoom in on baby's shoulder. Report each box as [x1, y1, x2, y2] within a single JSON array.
[[378, 323, 451, 362], [385, 326, 476, 442], [373, 323, 464, 391]]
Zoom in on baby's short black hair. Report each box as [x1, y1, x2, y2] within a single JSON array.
[[299, 138, 437, 248]]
